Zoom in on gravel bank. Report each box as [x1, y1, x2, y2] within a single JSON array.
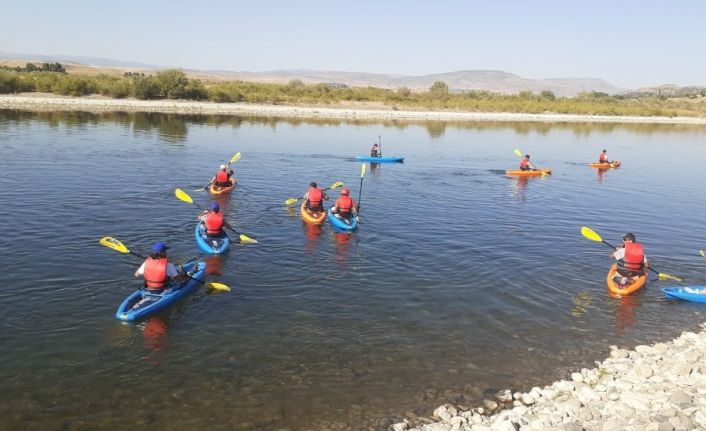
[[397, 323, 706, 431], [2, 95, 706, 124]]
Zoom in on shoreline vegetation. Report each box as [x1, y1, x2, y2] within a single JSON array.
[[1, 66, 706, 123]]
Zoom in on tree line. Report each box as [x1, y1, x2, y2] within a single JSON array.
[[0, 67, 704, 117]]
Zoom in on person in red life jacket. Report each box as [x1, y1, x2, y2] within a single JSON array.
[[303, 182, 328, 212], [331, 187, 358, 220], [212, 164, 234, 188], [612, 232, 650, 280], [598, 149, 611, 163], [519, 154, 537, 171], [199, 202, 230, 237], [370, 143, 380, 157], [134, 242, 181, 293]]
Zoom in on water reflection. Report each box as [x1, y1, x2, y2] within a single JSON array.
[[3, 109, 706, 141], [138, 316, 169, 364], [613, 294, 640, 336]]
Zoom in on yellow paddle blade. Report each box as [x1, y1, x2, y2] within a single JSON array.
[[229, 152, 241, 164], [99, 236, 130, 254], [700, 250, 705, 259], [329, 181, 344, 190], [580, 226, 603, 242], [284, 197, 299, 206], [175, 188, 193, 204], [658, 273, 683, 282], [360, 163, 366, 178], [514, 149, 523, 158], [239, 234, 258, 244], [207, 282, 231, 292]]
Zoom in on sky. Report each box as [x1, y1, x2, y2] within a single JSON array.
[[0, 0, 704, 89]]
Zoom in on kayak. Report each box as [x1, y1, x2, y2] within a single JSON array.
[[505, 168, 552, 176], [116, 261, 206, 321], [662, 287, 706, 303], [209, 177, 236, 195], [589, 161, 621, 169], [327, 208, 358, 231], [606, 263, 647, 296], [300, 202, 325, 225], [355, 156, 404, 163], [195, 220, 230, 254]]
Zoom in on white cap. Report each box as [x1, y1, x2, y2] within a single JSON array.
[[220, 164, 226, 170]]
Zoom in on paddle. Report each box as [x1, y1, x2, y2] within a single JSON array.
[[699, 250, 706, 261], [195, 152, 241, 191], [98, 236, 230, 291], [580, 226, 682, 281], [378, 135, 382, 158], [284, 181, 344, 206], [175, 188, 258, 244], [513, 148, 548, 176], [356, 163, 366, 215]]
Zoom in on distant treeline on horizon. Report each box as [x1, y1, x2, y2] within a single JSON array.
[[1, 64, 704, 117]]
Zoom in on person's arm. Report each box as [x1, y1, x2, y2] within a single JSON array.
[[134, 262, 146, 277], [323, 191, 329, 200], [612, 248, 625, 260]]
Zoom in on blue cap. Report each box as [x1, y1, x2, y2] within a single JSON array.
[[152, 242, 168, 252], [210, 202, 220, 212]]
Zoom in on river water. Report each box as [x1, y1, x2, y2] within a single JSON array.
[[1, 110, 706, 431]]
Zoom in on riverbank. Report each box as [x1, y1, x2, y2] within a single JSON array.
[[2, 94, 706, 124], [400, 323, 706, 431]]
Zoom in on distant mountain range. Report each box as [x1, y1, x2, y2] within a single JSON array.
[[2, 50, 699, 98]]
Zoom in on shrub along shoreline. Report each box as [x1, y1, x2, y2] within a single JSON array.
[[1, 66, 705, 118]]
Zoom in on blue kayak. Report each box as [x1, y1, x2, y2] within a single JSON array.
[[662, 287, 706, 303], [195, 220, 230, 254], [116, 261, 206, 321], [355, 156, 404, 163], [327, 208, 358, 231]]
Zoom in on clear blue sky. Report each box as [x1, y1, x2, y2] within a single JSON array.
[[1, 0, 704, 88]]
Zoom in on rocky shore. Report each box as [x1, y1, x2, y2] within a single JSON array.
[[2, 94, 706, 124], [396, 323, 706, 431]]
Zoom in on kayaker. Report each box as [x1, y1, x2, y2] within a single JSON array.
[[134, 242, 181, 293], [370, 143, 380, 157], [612, 233, 649, 279], [212, 164, 234, 188], [303, 182, 328, 212], [331, 187, 358, 220], [599, 149, 610, 163], [520, 154, 537, 171], [199, 202, 229, 237]]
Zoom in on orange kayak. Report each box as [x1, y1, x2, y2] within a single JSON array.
[[300, 202, 325, 225], [606, 264, 647, 296], [589, 161, 621, 169], [209, 177, 236, 195], [505, 168, 552, 176]]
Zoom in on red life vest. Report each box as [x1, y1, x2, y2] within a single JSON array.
[[520, 159, 529, 169], [622, 242, 645, 272], [144, 257, 168, 289], [308, 187, 323, 207], [204, 211, 224, 235], [337, 196, 353, 214], [599, 153, 607, 162], [216, 170, 229, 184]]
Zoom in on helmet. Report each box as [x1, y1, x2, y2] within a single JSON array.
[[341, 187, 350, 196], [152, 242, 168, 253], [220, 164, 227, 170], [210, 202, 220, 212], [310, 181, 317, 188], [622, 233, 636, 242]]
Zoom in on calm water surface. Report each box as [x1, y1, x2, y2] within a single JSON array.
[[1, 110, 706, 430]]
